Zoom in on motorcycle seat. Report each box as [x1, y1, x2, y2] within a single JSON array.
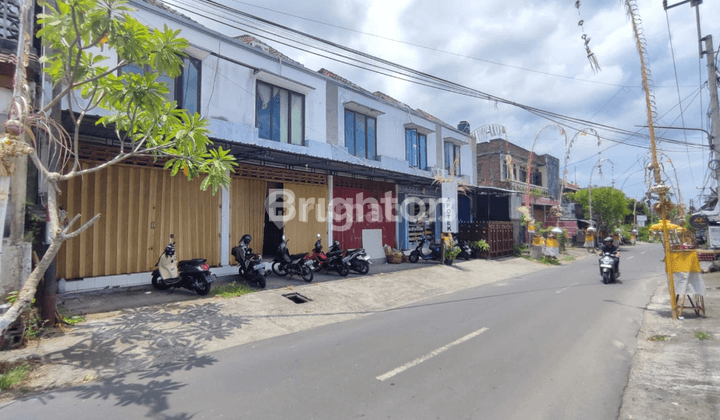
[[290, 253, 307, 260], [327, 250, 344, 257], [346, 248, 365, 254], [178, 258, 206, 267]]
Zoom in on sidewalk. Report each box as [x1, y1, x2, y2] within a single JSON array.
[[618, 269, 720, 420], [55, 257, 425, 316]]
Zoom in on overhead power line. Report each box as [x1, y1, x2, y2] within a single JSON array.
[[157, 0, 709, 153]]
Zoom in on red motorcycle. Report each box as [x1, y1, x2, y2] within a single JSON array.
[[305, 234, 349, 276]]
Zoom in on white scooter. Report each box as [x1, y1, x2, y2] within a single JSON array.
[[152, 234, 216, 295]]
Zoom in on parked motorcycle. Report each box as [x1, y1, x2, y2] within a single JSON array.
[[408, 235, 443, 263], [332, 241, 372, 274], [598, 251, 619, 284], [231, 234, 268, 288], [305, 233, 350, 276], [455, 239, 472, 261], [272, 235, 314, 282], [151, 234, 215, 295]]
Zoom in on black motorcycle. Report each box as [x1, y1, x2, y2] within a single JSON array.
[[271, 236, 314, 282], [331, 241, 371, 274], [408, 235, 443, 263], [455, 239, 472, 261], [151, 235, 215, 295], [232, 234, 268, 288], [598, 251, 619, 284]]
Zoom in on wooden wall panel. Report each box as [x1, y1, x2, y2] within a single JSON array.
[[229, 177, 266, 254], [58, 164, 220, 280], [284, 183, 328, 255]]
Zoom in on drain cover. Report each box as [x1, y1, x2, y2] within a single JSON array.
[[283, 292, 313, 304]]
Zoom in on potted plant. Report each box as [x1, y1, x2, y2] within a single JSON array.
[[470, 239, 490, 259], [443, 245, 461, 265]]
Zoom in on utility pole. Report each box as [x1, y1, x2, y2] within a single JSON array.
[[704, 35, 720, 187], [664, 0, 720, 192]]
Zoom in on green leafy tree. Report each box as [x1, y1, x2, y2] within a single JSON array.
[[568, 187, 630, 236], [625, 198, 649, 225], [0, 0, 236, 333]]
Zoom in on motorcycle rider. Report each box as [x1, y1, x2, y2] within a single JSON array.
[[598, 236, 620, 276]]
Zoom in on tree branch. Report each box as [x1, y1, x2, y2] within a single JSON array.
[[56, 143, 176, 181], [62, 213, 101, 240]]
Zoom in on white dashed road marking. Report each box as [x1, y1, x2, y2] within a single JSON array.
[[556, 281, 579, 294], [376, 327, 489, 381]]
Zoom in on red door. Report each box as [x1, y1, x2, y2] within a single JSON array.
[[332, 178, 396, 249]]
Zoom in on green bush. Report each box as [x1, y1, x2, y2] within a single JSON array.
[[540, 256, 560, 265], [470, 239, 489, 252], [0, 363, 30, 390], [638, 226, 650, 242], [444, 245, 461, 260], [210, 282, 255, 298]]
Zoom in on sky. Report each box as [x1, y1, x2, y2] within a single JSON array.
[[159, 0, 720, 211]]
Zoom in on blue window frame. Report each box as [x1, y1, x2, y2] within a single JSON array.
[[177, 56, 201, 115], [406, 129, 427, 170], [444, 142, 461, 176], [256, 80, 305, 145], [344, 109, 377, 159], [120, 56, 202, 115]]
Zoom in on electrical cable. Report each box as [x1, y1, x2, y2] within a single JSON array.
[[164, 0, 708, 151], [665, 9, 694, 186]]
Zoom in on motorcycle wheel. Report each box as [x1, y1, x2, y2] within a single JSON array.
[[272, 262, 288, 277], [194, 277, 211, 296], [337, 264, 349, 277], [409, 252, 419, 263], [151, 273, 171, 290], [602, 271, 610, 284], [355, 260, 370, 274], [300, 265, 314, 282], [463, 254, 470, 261], [255, 275, 266, 289]]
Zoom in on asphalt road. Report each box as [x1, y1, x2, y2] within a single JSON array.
[[1, 244, 663, 419]]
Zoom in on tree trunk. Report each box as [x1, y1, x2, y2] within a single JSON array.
[[0, 181, 99, 334], [0, 232, 63, 333]]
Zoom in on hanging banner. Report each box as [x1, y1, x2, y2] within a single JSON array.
[[441, 181, 458, 233]]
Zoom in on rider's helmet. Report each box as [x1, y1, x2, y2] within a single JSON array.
[[241, 234, 252, 245], [603, 237, 613, 244]]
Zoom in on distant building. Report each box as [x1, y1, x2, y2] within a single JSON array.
[[476, 131, 560, 243]]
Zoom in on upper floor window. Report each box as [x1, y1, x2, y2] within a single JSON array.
[[405, 129, 427, 170], [444, 142, 461, 176], [532, 169, 543, 186], [121, 55, 202, 115], [519, 165, 528, 183], [256, 80, 304, 145], [178, 56, 201, 115], [344, 109, 376, 159]]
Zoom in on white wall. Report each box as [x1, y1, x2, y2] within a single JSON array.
[[63, 1, 474, 185], [333, 85, 474, 180], [63, 2, 328, 155]]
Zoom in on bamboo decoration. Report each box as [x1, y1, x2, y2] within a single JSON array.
[[623, 0, 678, 318]]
